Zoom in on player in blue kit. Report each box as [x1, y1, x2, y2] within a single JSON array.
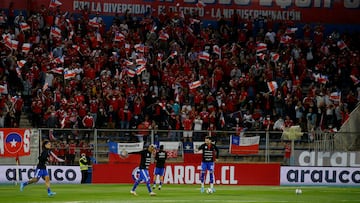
[[20, 140, 64, 197], [130, 144, 157, 196], [152, 145, 168, 190], [196, 136, 219, 193]]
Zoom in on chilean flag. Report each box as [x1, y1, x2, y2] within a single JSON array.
[[17, 60, 26, 68], [2, 129, 31, 157], [337, 40, 347, 50], [330, 92, 341, 102], [127, 69, 136, 77], [22, 43, 31, 53], [196, 0, 206, 8], [88, 18, 100, 28], [267, 81, 278, 92], [189, 80, 201, 89], [49, 0, 62, 8], [135, 65, 146, 75], [285, 27, 298, 34], [20, 22, 30, 31], [123, 43, 130, 53], [50, 26, 62, 38], [64, 70, 76, 79], [158, 32, 169, 41], [213, 45, 221, 58], [256, 43, 267, 52], [124, 59, 133, 66], [134, 44, 145, 52], [229, 135, 260, 155], [257, 53, 266, 60], [170, 51, 178, 59], [108, 141, 141, 164], [51, 67, 64, 74], [11, 40, 19, 50], [157, 53, 163, 62], [350, 75, 360, 85], [270, 52, 280, 62], [280, 35, 292, 44], [198, 52, 210, 61], [114, 33, 125, 42], [136, 58, 146, 66]]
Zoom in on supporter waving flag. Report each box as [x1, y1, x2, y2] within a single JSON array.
[[256, 43, 267, 53], [22, 43, 31, 54], [49, 0, 62, 8]]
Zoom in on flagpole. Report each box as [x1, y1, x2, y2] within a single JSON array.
[[15, 155, 20, 185]]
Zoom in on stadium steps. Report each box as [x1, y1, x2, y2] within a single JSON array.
[[19, 113, 32, 128]]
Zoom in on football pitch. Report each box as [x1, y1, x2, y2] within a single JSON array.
[[2, 184, 360, 203]]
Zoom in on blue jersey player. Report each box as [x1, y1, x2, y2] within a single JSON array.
[[196, 136, 219, 193], [20, 140, 64, 197], [152, 145, 167, 190], [130, 144, 156, 196]]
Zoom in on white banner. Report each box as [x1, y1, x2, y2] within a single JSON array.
[[159, 141, 181, 150], [0, 165, 81, 184], [117, 142, 144, 153], [280, 166, 360, 186]]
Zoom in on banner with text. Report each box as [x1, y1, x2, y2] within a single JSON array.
[[93, 163, 280, 185], [0, 128, 31, 157], [0, 165, 81, 184], [280, 166, 360, 186], [2, 0, 360, 25]]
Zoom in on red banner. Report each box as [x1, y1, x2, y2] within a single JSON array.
[[1, 0, 360, 25], [0, 128, 31, 157], [92, 163, 280, 185]]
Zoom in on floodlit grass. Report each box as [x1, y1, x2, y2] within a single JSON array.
[[1, 183, 360, 203]]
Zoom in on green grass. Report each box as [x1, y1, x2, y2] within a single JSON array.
[[1, 184, 360, 203]]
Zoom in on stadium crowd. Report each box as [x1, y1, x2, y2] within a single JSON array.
[[0, 3, 359, 145]]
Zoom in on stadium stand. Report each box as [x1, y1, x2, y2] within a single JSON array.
[[0, 2, 359, 164]]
